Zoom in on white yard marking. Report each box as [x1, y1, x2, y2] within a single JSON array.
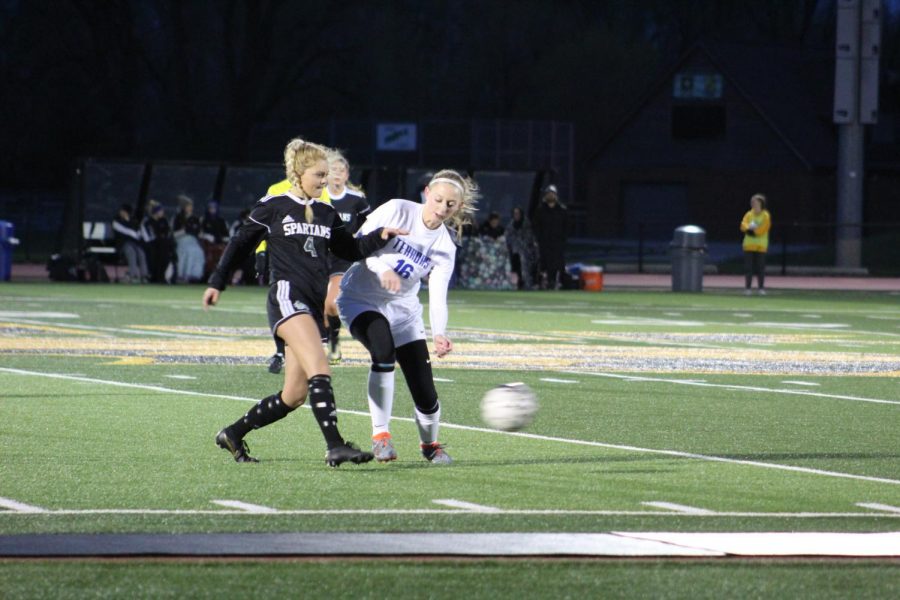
[[781, 381, 821, 387], [801, 314, 822, 319], [0, 311, 79, 319], [540, 378, 579, 384], [569, 371, 900, 407], [3, 367, 899, 487], [0, 497, 46, 513], [165, 375, 197, 380], [433, 377, 455, 383], [856, 502, 900, 514], [432, 499, 502, 512], [211, 500, 278, 513], [641, 502, 715, 515]]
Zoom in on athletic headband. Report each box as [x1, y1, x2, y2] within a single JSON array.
[[429, 177, 465, 194]]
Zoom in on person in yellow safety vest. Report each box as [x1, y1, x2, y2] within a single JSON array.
[[260, 178, 335, 373], [740, 193, 771, 296]]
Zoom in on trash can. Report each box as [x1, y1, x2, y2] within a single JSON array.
[[670, 225, 706, 292], [0, 221, 15, 282]]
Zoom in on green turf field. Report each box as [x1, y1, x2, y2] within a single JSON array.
[[1, 283, 898, 598]]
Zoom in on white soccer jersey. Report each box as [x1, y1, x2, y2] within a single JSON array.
[[339, 199, 456, 337]]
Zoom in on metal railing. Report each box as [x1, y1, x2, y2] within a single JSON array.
[[564, 220, 900, 276]]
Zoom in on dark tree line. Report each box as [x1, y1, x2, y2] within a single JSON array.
[[1, 0, 898, 188]]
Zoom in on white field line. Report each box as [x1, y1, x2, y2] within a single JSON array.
[[540, 378, 580, 384], [211, 500, 278, 513], [565, 370, 900, 407], [0, 497, 46, 513], [0, 312, 79, 319], [781, 381, 821, 386], [856, 502, 900, 514], [0, 367, 255, 402], [0, 509, 897, 518], [432, 499, 502, 512], [641, 502, 716, 515], [2, 367, 899, 487], [2, 317, 230, 340]]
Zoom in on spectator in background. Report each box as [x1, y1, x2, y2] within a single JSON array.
[[740, 193, 771, 296], [111, 203, 148, 284], [172, 195, 205, 283], [142, 200, 174, 283], [506, 206, 538, 290], [200, 200, 230, 244], [532, 184, 568, 289], [478, 211, 505, 240], [200, 200, 230, 279]]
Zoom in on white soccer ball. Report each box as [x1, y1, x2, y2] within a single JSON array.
[[480, 383, 538, 432]]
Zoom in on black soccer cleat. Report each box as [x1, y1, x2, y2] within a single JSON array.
[[215, 428, 259, 463], [325, 441, 374, 468], [267, 353, 284, 374]]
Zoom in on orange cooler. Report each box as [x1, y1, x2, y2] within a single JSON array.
[[581, 265, 603, 291]]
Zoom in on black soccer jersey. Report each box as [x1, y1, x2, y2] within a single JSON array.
[[207, 192, 387, 301], [327, 188, 370, 234]]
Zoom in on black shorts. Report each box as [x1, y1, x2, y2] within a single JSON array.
[[267, 280, 326, 342], [328, 255, 353, 277]]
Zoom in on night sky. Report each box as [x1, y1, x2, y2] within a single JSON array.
[[1, 0, 899, 190]]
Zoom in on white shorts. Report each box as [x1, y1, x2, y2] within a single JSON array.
[[337, 291, 426, 347]]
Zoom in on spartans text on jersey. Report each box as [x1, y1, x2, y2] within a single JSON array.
[[283, 221, 331, 238]]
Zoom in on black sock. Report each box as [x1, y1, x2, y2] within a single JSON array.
[[229, 392, 294, 439], [308, 374, 344, 449], [327, 315, 341, 345], [274, 337, 285, 356]]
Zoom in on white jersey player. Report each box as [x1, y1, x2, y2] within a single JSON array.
[[337, 169, 479, 464]]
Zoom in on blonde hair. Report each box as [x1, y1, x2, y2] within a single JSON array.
[[327, 149, 363, 194], [428, 169, 479, 237], [284, 137, 330, 223], [751, 193, 767, 209]]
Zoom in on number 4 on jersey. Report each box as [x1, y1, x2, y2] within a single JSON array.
[[303, 237, 318, 258]]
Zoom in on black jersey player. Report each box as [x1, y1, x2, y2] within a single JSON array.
[[203, 137, 406, 467], [321, 150, 370, 364]]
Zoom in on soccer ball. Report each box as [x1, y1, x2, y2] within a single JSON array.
[[480, 383, 538, 432]]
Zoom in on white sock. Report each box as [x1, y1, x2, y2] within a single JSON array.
[[367, 370, 395, 437], [414, 403, 441, 445]]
